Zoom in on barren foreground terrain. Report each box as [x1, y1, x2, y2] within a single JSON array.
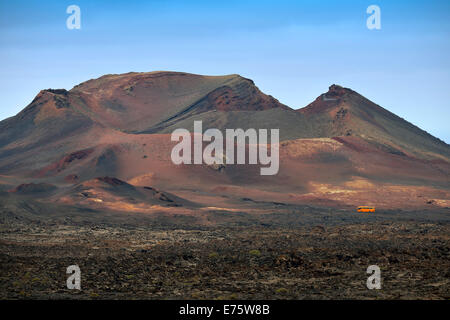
[[1, 208, 449, 300]]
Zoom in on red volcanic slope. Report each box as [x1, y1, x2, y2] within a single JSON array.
[[69, 71, 289, 131]]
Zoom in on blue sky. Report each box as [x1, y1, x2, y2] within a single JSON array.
[[1, 0, 449, 142]]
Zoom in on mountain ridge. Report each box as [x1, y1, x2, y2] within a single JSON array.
[[1, 71, 448, 166], [0, 71, 448, 212]]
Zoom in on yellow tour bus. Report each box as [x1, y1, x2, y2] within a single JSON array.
[[357, 206, 375, 213]]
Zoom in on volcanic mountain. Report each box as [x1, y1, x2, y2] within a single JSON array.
[[299, 84, 449, 161], [0, 71, 448, 221]]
